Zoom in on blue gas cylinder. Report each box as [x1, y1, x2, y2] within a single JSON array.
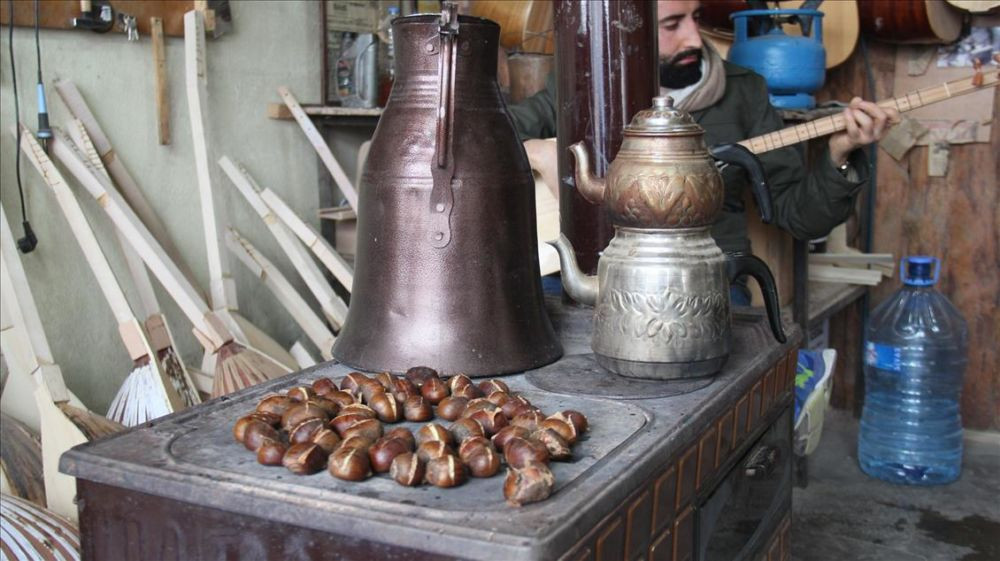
[[858, 256, 969, 485], [728, 9, 826, 109]]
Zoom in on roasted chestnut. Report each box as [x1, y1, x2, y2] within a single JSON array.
[[500, 395, 532, 419], [324, 390, 357, 408], [369, 392, 401, 423], [391, 378, 419, 402], [449, 417, 485, 444], [248, 411, 281, 427], [288, 417, 326, 445], [342, 418, 383, 442], [486, 391, 512, 408], [531, 429, 572, 461], [553, 410, 589, 435], [416, 423, 453, 446], [311, 428, 342, 454], [457, 436, 493, 461], [491, 425, 532, 453], [286, 385, 317, 403], [460, 398, 497, 418], [503, 437, 549, 468], [306, 396, 341, 418], [403, 395, 434, 422], [417, 440, 453, 463], [540, 418, 578, 445], [358, 379, 386, 404], [330, 412, 373, 436], [339, 435, 375, 451], [339, 403, 377, 418], [311, 377, 338, 396], [504, 463, 555, 506], [281, 403, 329, 431], [478, 379, 509, 395], [446, 374, 473, 393], [425, 455, 466, 488], [469, 408, 508, 436], [233, 415, 265, 444], [256, 438, 287, 466], [340, 372, 371, 393], [420, 377, 449, 405], [374, 371, 397, 391], [389, 452, 425, 486], [435, 396, 469, 421], [511, 410, 546, 433], [329, 446, 371, 481], [244, 421, 280, 451], [282, 443, 327, 475], [256, 395, 292, 417], [385, 427, 416, 450], [464, 448, 501, 478], [404, 366, 439, 388], [369, 437, 412, 473], [452, 384, 484, 400]]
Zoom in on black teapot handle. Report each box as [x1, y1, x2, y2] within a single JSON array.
[[710, 143, 774, 225], [726, 252, 787, 343]]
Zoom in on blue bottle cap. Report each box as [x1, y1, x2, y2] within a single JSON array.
[[901, 256, 940, 286]]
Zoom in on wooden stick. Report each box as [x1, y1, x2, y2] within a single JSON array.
[[51, 78, 202, 298], [289, 341, 318, 369], [151, 17, 170, 145], [739, 66, 1000, 155], [185, 10, 237, 311], [808, 264, 883, 286], [278, 85, 359, 209], [48, 130, 230, 350], [219, 156, 348, 329], [226, 227, 335, 360], [259, 187, 354, 292]]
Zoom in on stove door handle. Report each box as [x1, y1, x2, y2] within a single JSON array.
[[744, 444, 781, 480]]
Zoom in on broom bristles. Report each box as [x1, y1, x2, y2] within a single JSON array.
[[105, 362, 174, 427], [211, 343, 287, 398], [157, 346, 200, 407]]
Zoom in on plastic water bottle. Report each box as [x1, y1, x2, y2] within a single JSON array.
[[858, 256, 968, 485]]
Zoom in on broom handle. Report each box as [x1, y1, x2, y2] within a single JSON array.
[[225, 227, 336, 360], [0, 204, 72, 403], [185, 10, 238, 312], [219, 156, 348, 329], [52, 78, 203, 301], [65, 121, 162, 323], [17, 129, 156, 362], [49, 131, 231, 351], [259, 187, 354, 293]]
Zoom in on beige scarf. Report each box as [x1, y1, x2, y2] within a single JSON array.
[[661, 35, 727, 113]]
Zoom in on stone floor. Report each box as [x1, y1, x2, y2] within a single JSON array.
[[791, 409, 1000, 561]]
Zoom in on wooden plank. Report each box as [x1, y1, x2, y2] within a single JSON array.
[[219, 157, 349, 329], [225, 228, 335, 360], [185, 10, 237, 311], [151, 17, 171, 145], [808, 264, 883, 286], [52, 78, 203, 299], [266, 102, 383, 120], [808, 253, 895, 267], [289, 342, 318, 369], [259, 187, 354, 292], [278, 86, 359, 209]]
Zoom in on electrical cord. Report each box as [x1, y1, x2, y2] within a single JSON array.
[[7, 0, 37, 253]]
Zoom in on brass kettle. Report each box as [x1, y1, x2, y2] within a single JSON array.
[[552, 97, 786, 379]]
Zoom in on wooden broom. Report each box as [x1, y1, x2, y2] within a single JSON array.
[[64, 120, 202, 408], [218, 157, 348, 330], [258, 186, 354, 293], [0, 203, 123, 522], [18, 128, 186, 427], [225, 226, 336, 361], [183, 11, 298, 373], [48, 130, 291, 397]]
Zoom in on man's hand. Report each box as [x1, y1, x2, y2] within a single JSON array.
[[828, 96, 901, 166]]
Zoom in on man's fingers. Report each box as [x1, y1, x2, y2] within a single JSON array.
[[843, 107, 860, 141]]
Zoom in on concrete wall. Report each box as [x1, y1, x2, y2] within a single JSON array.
[[1, 2, 329, 418]]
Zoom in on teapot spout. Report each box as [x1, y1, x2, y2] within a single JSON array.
[[568, 142, 606, 205], [548, 234, 598, 306]]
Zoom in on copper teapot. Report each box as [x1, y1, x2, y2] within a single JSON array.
[[552, 97, 786, 379]]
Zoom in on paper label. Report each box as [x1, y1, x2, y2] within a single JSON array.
[[866, 342, 902, 373]]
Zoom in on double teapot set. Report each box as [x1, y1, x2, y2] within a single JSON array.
[[332, 6, 786, 382]]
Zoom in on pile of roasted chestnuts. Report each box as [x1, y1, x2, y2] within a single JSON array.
[[232, 366, 589, 507]]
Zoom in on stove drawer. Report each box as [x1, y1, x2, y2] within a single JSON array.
[[696, 407, 792, 561]]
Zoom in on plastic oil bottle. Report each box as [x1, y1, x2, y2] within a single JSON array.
[[858, 256, 968, 485]]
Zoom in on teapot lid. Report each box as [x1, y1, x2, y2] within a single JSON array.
[[626, 96, 704, 135]]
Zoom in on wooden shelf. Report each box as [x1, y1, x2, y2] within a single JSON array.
[[807, 281, 867, 328]]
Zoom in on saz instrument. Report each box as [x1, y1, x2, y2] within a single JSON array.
[[736, 61, 998, 155]]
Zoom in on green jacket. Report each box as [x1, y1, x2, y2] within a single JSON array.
[[508, 63, 869, 254]]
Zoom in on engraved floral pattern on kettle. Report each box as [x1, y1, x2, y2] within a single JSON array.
[[597, 286, 729, 342], [608, 170, 724, 228]]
